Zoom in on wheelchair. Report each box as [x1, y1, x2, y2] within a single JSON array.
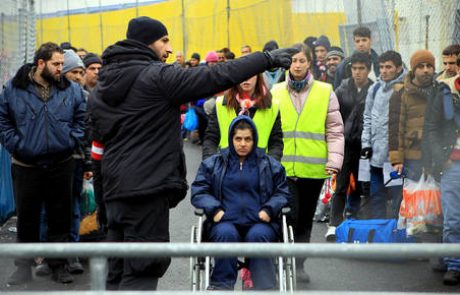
[[190, 208, 296, 292]]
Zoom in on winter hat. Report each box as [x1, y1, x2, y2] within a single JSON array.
[[63, 50, 85, 74], [303, 36, 317, 49], [191, 53, 200, 61], [205, 51, 218, 63], [60, 42, 72, 50], [83, 53, 102, 68], [410, 50, 435, 70], [313, 35, 331, 51], [263, 40, 279, 52], [126, 16, 168, 45], [326, 46, 345, 60]]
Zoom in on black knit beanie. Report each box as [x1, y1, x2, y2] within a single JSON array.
[[126, 16, 168, 45], [83, 53, 102, 67]]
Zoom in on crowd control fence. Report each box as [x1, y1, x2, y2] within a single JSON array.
[[0, 242, 459, 294]]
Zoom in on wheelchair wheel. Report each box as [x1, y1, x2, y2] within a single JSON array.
[[286, 224, 296, 292], [190, 225, 206, 291], [279, 215, 296, 292]]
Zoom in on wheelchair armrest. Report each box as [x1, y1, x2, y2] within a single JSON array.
[[194, 208, 205, 216], [281, 207, 291, 215]]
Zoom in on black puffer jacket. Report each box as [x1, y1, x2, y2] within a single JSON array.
[[423, 85, 459, 180], [88, 39, 271, 202]]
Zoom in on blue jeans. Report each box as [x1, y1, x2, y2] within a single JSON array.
[[370, 166, 403, 219], [209, 222, 277, 290], [441, 161, 460, 271]]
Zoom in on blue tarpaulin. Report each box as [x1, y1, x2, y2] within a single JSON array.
[[0, 144, 15, 225]]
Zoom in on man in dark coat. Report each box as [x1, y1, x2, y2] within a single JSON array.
[[0, 42, 86, 285], [326, 52, 373, 241], [88, 16, 296, 291]]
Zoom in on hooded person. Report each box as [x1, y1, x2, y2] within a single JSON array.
[[191, 116, 290, 290], [88, 16, 297, 290], [262, 40, 286, 89], [312, 35, 331, 80]]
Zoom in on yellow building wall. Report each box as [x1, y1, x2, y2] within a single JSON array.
[[36, 0, 346, 61]]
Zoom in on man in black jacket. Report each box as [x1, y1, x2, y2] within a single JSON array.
[[88, 16, 296, 291], [333, 26, 380, 89], [326, 52, 373, 241]]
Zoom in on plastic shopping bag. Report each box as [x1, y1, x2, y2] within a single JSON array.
[[80, 178, 96, 216], [314, 177, 334, 222], [183, 108, 199, 131], [398, 175, 443, 236]]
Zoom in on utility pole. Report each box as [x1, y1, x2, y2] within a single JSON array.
[[99, 0, 104, 53], [66, 0, 71, 43], [357, 0, 362, 26], [136, 0, 139, 17], [425, 15, 430, 50], [181, 0, 187, 57], [226, 0, 230, 48]]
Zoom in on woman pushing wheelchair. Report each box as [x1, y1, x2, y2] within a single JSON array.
[[191, 116, 290, 290]]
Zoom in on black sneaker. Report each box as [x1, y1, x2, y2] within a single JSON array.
[[7, 266, 32, 285], [35, 260, 51, 276], [52, 266, 74, 284], [443, 270, 460, 285], [67, 258, 84, 274]]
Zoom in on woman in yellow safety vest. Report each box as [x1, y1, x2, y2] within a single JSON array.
[[202, 73, 283, 161], [271, 43, 344, 283]]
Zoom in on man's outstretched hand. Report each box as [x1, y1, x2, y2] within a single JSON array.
[[265, 47, 300, 70]]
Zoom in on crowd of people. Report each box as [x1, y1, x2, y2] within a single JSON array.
[[0, 15, 459, 290]]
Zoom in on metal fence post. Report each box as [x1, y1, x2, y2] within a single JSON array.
[[90, 256, 108, 291]]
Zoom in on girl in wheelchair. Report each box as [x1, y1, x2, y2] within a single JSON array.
[[191, 116, 290, 290]]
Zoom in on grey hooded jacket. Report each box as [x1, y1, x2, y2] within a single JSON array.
[[361, 68, 407, 168]]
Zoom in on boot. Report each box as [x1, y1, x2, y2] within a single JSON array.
[[67, 257, 84, 274]]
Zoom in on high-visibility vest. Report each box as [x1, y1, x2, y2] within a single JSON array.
[[272, 81, 331, 179], [215, 96, 279, 149]]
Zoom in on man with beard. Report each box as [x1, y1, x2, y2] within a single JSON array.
[[389, 50, 445, 181], [88, 16, 296, 291], [0, 42, 86, 285], [325, 47, 345, 88]]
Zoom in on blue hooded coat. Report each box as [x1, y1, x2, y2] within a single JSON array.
[[191, 116, 290, 226]]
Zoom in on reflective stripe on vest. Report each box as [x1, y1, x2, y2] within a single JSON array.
[[272, 81, 331, 178], [216, 96, 279, 150]]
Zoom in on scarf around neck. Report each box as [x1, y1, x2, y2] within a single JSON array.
[[289, 71, 311, 92]]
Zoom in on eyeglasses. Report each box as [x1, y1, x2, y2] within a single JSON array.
[[443, 62, 457, 65]]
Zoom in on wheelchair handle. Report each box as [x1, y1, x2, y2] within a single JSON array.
[[194, 208, 205, 216], [281, 207, 291, 215]]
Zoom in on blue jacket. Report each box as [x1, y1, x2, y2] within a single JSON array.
[[191, 116, 290, 225], [0, 64, 86, 166]]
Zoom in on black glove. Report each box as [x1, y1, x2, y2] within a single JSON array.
[[264, 47, 300, 70], [360, 147, 373, 159]]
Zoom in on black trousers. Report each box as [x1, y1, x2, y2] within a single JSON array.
[[288, 177, 325, 243], [105, 194, 172, 291], [329, 149, 363, 226], [12, 158, 74, 269]]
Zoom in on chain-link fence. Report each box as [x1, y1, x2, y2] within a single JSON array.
[[0, 0, 35, 225], [340, 0, 460, 68], [35, 0, 460, 67], [0, 0, 35, 87]]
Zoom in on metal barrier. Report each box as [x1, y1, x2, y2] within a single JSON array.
[[1, 242, 459, 293]]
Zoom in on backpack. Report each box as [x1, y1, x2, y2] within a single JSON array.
[[336, 219, 411, 243]]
